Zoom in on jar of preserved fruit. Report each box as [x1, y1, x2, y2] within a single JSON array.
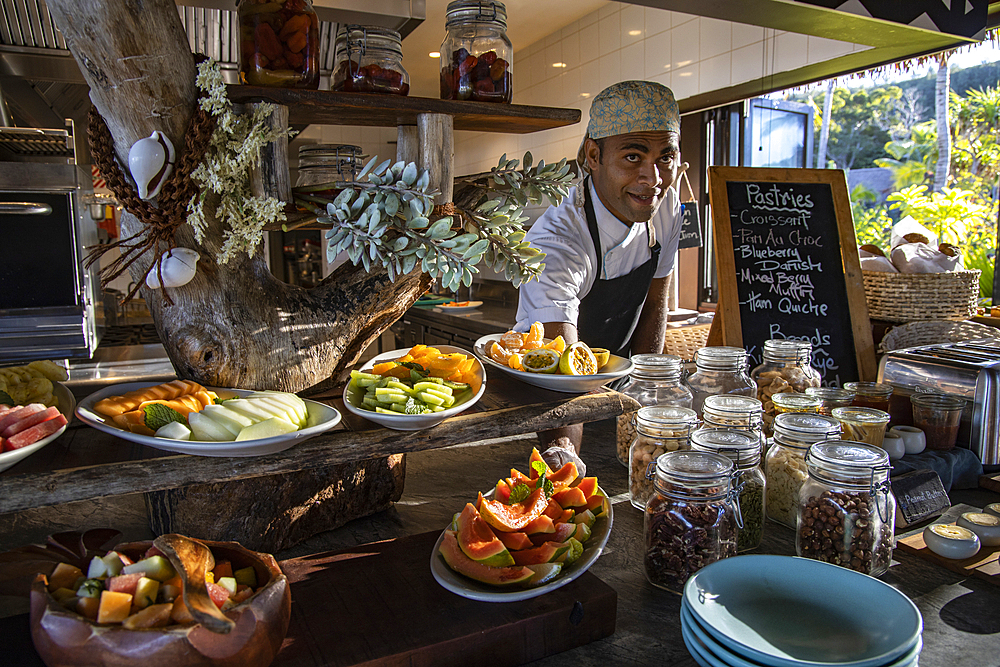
[[440, 0, 512, 102], [844, 382, 894, 413], [751, 339, 821, 435], [332, 25, 410, 95], [796, 440, 895, 576], [644, 450, 739, 593], [629, 406, 699, 510], [238, 0, 319, 89], [684, 346, 756, 417], [831, 406, 890, 449], [804, 386, 856, 416], [770, 392, 822, 437], [294, 144, 365, 196], [616, 354, 693, 466], [699, 394, 763, 448], [690, 429, 765, 552], [766, 412, 842, 528]]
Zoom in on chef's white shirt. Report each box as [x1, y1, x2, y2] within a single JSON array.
[[514, 179, 683, 332]]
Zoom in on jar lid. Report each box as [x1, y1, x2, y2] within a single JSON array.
[[772, 392, 822, 410], [762, 339, 812, 361], [694, 346, 747, 371], [910, 393, 966, 410], [635, 405, 698, 429], [831, 406, 891, 424], [335, 24, 403, 57], [690, 428, 761, 465], [807, 439, 889, 471], [630, 353, 683, 379], [298, 144, 366, 168], [772, 412, 842, 447], [445, 0, 508, 28], [843, 381, 893, 396], [703, 394, 762, 416], [655, 449, 733, 483], [804, 387, 855, 401]]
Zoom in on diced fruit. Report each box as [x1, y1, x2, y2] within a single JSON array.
[[170, 596, 195, 624], [133, 577, 160, 609], [213, 560, 233, 580], [477, 488, 548, 532], [438, 530, 533, 586], [76, 579, 103, 599], [455, 503, 514, 567], [47, 562, 83, 592], [511, 542, 570, 566], [187, 410, 237, 442], [236, 416, 299, 440], [233, 566, 257, 589], [199, 404, 254, 437], [51, 587, 76, 603], [122, 555, 176, 582], [217, 576, 237, 596], [524, 563, 562, 587], [76, 596, 100, 620], [572, 509, 596, 528], [159, 583, 181, 603], [122, 603, 173, 629], [97, 590, 133, 624], [232, 585, 254, 604], [86, 556, 108, 580], [106, 573, 143, 596], [154, 421, 192, 440], [206, 581, 231, 609], [102, 552, 127, 577]]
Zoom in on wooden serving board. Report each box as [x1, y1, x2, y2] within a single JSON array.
[[1, 531, 617, 667], [979, 472, 1000, 494], [274, 530, 617, 667], [896, 505, 1000, 585]]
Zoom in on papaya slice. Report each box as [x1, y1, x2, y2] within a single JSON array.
[[546, 461, 578, 489], [522, 514, 556, 535], [528, 448, 549, 479], [477, 488, 548, 532], [511, 541, 571, 566], [586, 492, 608, 516], [552, 486, 589, 509], [573, 476, 598, 499], [557, 508, 576, 524], [529, 521, 577, 547], [497, 531, 534, 551], [439, 531, 533, 586], [456, 503, 515, 567], [542, 498, 563, 520], [509, 468, 534, 486], [493, 479, 512, 505]]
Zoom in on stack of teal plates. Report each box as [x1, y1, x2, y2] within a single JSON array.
[[681, 556, 923, 667]]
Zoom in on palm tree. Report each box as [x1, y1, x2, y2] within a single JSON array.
[[933, 54, 951, 192]]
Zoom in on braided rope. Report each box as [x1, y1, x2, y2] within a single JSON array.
[[85, 93, 216, 305]]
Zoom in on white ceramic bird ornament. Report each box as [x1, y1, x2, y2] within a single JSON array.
[[146, 247, 200, 289], [128, 131, 175, 200]]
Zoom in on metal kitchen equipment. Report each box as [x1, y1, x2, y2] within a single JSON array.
[[878, 338, 1000, 465]]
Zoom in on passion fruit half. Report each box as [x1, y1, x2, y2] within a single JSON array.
[[522, 348, 561, 374], [558, 342, 598, 376], [590, 348, 611, 369]]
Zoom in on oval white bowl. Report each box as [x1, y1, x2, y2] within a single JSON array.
[[956, 512, 1000, 547], [923, 523, 981, 560]]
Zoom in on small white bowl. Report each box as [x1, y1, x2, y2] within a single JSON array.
[[889, 425, 925, 455], [923, 523, 980, 560], [880, 432, 905, 460], [985, 503, 1000, 520], [956, 512, 1000, 547]]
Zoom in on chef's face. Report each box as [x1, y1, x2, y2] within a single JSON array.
[[585, 131, 680, 224]]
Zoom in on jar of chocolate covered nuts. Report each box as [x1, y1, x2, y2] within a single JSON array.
[[629, 406, 698, 510], [684, 346, 756, 417], [644, 450, 739, 593], [751, 340, 821, 435], [616, 354, 693, 466], [796, 440, 895, 576]]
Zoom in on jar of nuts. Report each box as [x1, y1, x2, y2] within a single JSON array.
[[690, 428, 765, 552], [629, 406, 699, 510], [440, 0, 512, 102], [804, 386, 855, 416], [644, 450, 739, 593], [699, 394, 763, 448], [766, 412, 842, 529], [750, 340, 821, 435], [796, 440, 895, 576], [684, 346, 756, 417], [332, 25, 410, 95], [616, 354, 693, 466]]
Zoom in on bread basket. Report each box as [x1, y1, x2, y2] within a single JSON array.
[[662, 323, 712, 362], [862, 270, 981, 323]]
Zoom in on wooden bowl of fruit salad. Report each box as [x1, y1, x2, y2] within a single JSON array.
[[30, 534, 290, 667]]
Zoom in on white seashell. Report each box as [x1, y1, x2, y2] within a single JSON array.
[[128, 131, 176, 199], [146, 248, 200, 289]]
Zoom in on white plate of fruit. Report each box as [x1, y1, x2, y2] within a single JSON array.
[[76, 381, 340, 457]]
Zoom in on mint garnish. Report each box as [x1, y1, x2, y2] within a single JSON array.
[[143, 403, 187, 432], [508, 483, 530, 504]]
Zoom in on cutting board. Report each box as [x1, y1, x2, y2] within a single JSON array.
[[979, 472, 1000, 494], [896, 504, 1000, 585], [274, 530, 617, 667]]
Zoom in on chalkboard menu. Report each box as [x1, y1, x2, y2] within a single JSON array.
[[709, 167, 876, 385]]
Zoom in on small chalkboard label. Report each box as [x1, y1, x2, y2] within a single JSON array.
[[891, 468, 951, 528], [678, 201, 702, 250], [708, 167, 877, 384]]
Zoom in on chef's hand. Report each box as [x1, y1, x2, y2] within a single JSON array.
[[540, 437, 586, 479]]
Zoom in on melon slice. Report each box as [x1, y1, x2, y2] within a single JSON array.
[[524, 563, 562, 587], [477, 488, 548, 532], [529, 521, 577, 547], [496, 531, 533, 551], [456, 503, 514, 567], [438, 530, 533, 587], [511, 541, 570, 566]]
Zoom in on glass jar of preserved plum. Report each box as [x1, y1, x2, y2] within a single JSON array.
[[440, 0, 512, 103], [644, 450, 739, 593], [332, 25, 410, 95], [238, 0, 319, 89]]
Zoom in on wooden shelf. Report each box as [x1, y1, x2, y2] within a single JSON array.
[[227, 85, 581, 133]]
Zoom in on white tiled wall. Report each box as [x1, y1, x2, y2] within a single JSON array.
[[454, 4, 870, 177]]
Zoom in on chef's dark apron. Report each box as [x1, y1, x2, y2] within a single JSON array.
[[577, 178, 661, 358]]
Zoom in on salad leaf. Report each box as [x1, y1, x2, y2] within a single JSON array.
[[143, 403, 187, 432]]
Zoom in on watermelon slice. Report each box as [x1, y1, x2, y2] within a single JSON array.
[[1, 406, 61, 438], [6, 414, 67, 450], [0, 404, 44, 433]]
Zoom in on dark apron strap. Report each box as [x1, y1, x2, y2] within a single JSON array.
[[577, 177, 661, 357]]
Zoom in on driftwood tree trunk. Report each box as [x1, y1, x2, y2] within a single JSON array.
[[44, 0, 424, 551], [46, 0, 425, 393]]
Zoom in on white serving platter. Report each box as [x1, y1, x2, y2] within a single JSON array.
[[436, 300, 483, 313], [473, 334, 633, 394], [76, 382, 341, 457]]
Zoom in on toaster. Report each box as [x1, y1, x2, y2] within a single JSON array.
[[877, 338, 1000, 465]]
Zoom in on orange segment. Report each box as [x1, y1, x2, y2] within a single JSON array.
[[542, 335, 566, 354]]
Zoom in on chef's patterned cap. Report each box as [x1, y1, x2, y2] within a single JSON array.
[[586, 80, 680, 139]]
